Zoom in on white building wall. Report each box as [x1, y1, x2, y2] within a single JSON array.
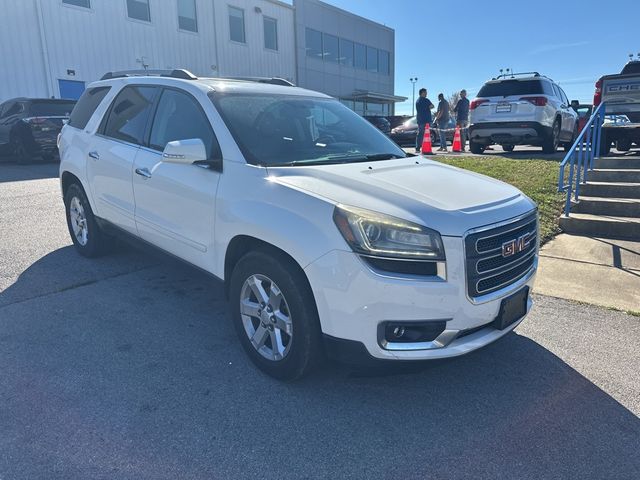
[[0, 0, 295, 103]]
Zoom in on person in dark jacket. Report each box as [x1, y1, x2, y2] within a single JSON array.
[[415, 88, 434, 153], [434, 93, 450, 151], [454, 89, 470, 151]]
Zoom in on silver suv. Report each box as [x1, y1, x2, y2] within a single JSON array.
[[468, 73, 579, 154]]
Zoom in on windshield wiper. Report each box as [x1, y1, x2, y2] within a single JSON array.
[[269, 153, 405, 167]]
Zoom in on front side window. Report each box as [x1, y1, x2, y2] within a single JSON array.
[[339, 38, 353, 67], [322, 33, 339, 63], [210, 93, 405, 166], [102, 86, 157, 145], [229, 6, 245, 43], [178, 0, 197, 32], [305, 28, 322, 59], [354, 43, 366, 69], [263, 17, 277, 51], [149, 89, 219, 159], [68, 87, 111, 129], [63, 0, 91, 8], [367, 46, 378, 73], [127, 0, 150, 22]]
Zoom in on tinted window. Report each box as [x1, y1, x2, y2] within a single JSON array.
[[306, 28, 322, 58], [29, 101, 76, 117], [339, 38, 353, 67], [366, 46, 378, 73], [621, 62, 640, 75], [354, 43, 366, 69], [63, 0, 90, 8], [540, 81, 554, 95], [127, 0, 150, 22], [150, 89, 219, 159], [559, 87, 570, 105], [379, 50, 390, 75], [263, 17, 277, 50], [6, 103, 23, 116], [229, 6, 245, 43], [68, 87, 111, 129], [210, 93, 405, 166], [477, 80, 545, 97], [178, 0, 197, 32], [103, 86, 157, 145], [323, 33, 339, 62]]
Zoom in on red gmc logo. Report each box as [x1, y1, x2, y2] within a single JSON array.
[[502, 232, 534, 258]]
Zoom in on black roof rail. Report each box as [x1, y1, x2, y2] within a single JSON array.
[[100, 69, 198, 81], [492, 71, 543, 80], [222, 76, 295, 86]]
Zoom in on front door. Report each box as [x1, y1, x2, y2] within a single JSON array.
[[132, 87, 221, 268], [86, 85, 159, 232]]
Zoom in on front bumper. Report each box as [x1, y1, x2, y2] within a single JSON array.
[[304, 236, 536, 362], [469, 121, 552, 145]]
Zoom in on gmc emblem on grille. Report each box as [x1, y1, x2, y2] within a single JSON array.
[[502, 232, 533, 258]]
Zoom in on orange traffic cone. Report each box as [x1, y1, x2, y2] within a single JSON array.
[[452, 125, 462, 152], [421, 123, 433, 154]]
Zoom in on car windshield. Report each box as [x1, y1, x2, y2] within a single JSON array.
[[403, 117, 417, 128], [210, 92, 406, 166], [477, 80, 546, 97], [28, 101, 76, 117]]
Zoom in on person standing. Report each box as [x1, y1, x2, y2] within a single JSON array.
[[454, 89, 470, 151], [434, 93, 450, 152], [415, 88, 434, 153]]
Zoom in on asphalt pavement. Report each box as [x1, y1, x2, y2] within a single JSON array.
[[1, 162, 639, 480]]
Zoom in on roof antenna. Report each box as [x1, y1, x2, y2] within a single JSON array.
[[630, 53, 634, 62]]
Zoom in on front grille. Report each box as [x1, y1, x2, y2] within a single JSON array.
[[465, 212, 537, 298]]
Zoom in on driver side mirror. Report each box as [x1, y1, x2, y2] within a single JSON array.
[[162, 138, 207, 164]]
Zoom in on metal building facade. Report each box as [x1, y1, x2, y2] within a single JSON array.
[[0, 0, 296, 102]]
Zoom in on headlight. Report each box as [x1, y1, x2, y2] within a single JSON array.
[[333, 205, 445, 260]]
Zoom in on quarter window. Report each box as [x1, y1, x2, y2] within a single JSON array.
[[126, 0, 150, 22], [305, 28, 322, 58], [149, 89, 219, 160], [229, 6, 245, 43], [263, 17, 278, 51], [178, 0, 197, 32], [63, 0, 91, 8], [322, 33, 339, 63], [102, 86, 157, 145], [68, 86, 111, 129]]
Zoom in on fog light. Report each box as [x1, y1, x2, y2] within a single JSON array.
[[393, 326, 406, 338], [380, 321, 447, 345]]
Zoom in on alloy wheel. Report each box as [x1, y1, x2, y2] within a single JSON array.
[[69, 196, 89, 246]]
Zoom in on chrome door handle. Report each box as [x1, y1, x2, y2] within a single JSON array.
[[88, 151, 99, 160], [135, 167, 152, 179]]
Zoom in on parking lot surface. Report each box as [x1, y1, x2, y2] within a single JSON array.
[[1, 163, 639, 479]]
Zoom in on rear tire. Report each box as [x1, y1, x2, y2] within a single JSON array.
[[617, 139, 632, 152], [501, 144, 515, 152], [64, 183, 112, 258], [542, 119, 561, 154], [229, 250, 323, 381], [12, 137, 32, 165], [563, 125, 579, 152], [469, 141, 485, 154]]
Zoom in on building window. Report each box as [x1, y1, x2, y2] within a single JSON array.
[[126, 0, 150, 22], [305, 28, 322, 59], [229, 6, 245, 43], [63, 0, 91, 8], [379, 50, 390, 75], [367, 46, 378, 73], [263, 17, 278, 50], [339, 38, 353, 67], [322, 33, 339, 62], [178, 0, 197, 32], [354, 101, 365, 115], [354, 43, 366, 69]]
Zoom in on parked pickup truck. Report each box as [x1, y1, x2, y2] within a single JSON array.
[[595, 59, 640, 154]]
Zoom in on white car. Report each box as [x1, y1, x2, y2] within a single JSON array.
[[58, 70, 538, 380], [469, 72, 579, 154]]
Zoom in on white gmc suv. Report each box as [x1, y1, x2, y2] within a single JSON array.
[[58, 70, 538, 380]]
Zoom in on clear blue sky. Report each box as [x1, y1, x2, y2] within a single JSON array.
[[322, 0, 639, 115]]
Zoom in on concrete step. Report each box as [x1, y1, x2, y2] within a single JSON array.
[[559, 213, 640, 240], [588, 169, 640, 183], [572, 196, 640, 217], [580, 181, 640, 199], [595, 157, 640, 169]]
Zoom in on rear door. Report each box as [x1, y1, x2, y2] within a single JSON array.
[[132, 87, 221, 267], [86, 85, 159, 233]]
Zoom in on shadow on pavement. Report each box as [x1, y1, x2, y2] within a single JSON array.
[[0, 161, 60, 183], [0, 245, 638, 479]]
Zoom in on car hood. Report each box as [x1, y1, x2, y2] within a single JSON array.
[[266, 158, 535, 237]]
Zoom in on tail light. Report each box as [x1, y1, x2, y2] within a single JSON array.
[[520, 96, 548, 107], [594, 79, 603, 106], [470, 99, 489, 110]]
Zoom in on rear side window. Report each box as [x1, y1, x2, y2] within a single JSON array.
[[29, 101, 76, 117], [478, 80, 545, 97], [102, 86, 157, 145], [149, 89, 220, 159], [68, 87, 111, 129]]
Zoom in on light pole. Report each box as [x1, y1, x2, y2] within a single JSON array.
[[410, 77, 418, 116]]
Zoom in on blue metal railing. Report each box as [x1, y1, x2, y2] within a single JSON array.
[[558, 102, 607, 216]]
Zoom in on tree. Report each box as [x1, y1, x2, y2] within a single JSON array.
[[448, 91, 461, 115]]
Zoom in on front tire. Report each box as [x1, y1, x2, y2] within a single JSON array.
[[542, 119, 560, 154], [12, 137, 33, 165], [469, 140, 485, 154], [64, 183, 112, 257], [229, 250, 323, 381], [617, 139, 632, 152]]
